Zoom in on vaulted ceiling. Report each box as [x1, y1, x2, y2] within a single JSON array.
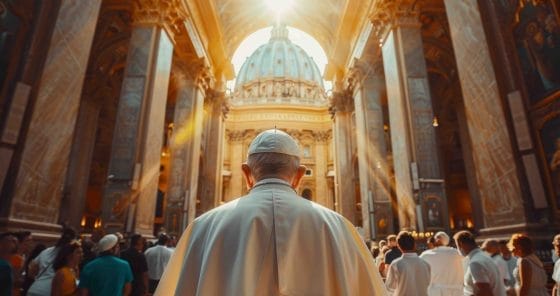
[[184, 0, 374, 81]]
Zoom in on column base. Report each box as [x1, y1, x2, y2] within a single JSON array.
[[0, 217, 62, 244]]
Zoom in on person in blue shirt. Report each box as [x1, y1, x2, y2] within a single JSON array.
[[79, 234, 133, 296], [0, 232, 18, 296]]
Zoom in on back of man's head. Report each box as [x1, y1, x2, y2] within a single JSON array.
[[434, 231, 450, 247], [130, 234, 144, 250], [246, 129, 301, 181], [453, 230, 477, 247], [157, 233, 169, 245], [396, 231, 415, 252], [481, 239, 499, 255], [387, 234, 397, 247]]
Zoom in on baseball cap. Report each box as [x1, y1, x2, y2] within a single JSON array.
[[248, 129, 300, 157], [98, 234, 118, 252]]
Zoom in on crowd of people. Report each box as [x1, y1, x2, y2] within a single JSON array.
[[0, 228, 176, 295], [368, 230, 558, 296]]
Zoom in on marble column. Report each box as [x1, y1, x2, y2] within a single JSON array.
[[313, 131, 330, 207], [198, 91, 226, 215], [377, 11, 448, 231], [184, 87, 205, 226], [352, 61, 394, 239], [331, 91, 358, 225], [164, 74, 197, 235], [1, 0, 101, 235], [102, 25, 173, 235], [61, 99, 101, 229], [444, 0, 526, 230]]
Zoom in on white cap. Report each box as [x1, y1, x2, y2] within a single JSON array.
[[434, 231, 450, 246], [248, 129, 300, 157], [98, 234, 118, 252]]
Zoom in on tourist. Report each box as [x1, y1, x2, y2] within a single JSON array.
[[27, 228, 77, 296], [552, 234, 560, 296], [51, 240, 82, 296], [385, 231, 431, 296], [144, 233, 173, 293], [419, 231, 463, 296], [454, 230, 506, 296], [482, 239, 511, 287], [0, 232, 18, 296], [508, 233, 547, 296], [10, 231, 32, 295], [121, 234, 148, 296], [79, 234, 133, 296], [20, 243, 46, 295], [154, 129, 387, 295], [499, 241, 517, 295]]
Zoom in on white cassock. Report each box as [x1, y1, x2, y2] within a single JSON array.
[[419, 246, 464, 296], [155, 178, 387, 296]]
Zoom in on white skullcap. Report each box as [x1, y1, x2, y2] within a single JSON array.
[[434, 231, 450, 246], [98, 234, 118, 252], [248, 129, 300, 157]]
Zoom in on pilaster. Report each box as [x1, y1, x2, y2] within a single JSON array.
[[197, 90, 227, 215], [313, 130, 331, 208], [374, 3, 448, 231], [2, 0, 102, 237], [330, 89, 359, 225], [444, 0, 526, 231], [164, 64, 198, 234], [226, 130, 247, 200], [350, 59, 394, 239], [101, 17, 173, 235]]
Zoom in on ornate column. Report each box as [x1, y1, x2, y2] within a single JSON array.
[[372, 1, 448, 231], [313, 130, 331, 208], [350, 59, 394, 239], [197, 90, 228, 215], [444, 0, 527, 232], [226, 130, 246, 200], [0, 0, 102, 236], [101, 0, 180, 235], [164, 64, 197, 235], [330, 90, 358, 225]]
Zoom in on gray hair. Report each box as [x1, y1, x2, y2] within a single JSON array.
[[246, 152, 300, 181], [434, 231, 450, 246]]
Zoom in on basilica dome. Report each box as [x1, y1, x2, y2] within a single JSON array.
[[232, 24, 327, 106]]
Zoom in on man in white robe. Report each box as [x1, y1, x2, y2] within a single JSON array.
[[155, 129, 387, 296], [419, 231, 464, 296]]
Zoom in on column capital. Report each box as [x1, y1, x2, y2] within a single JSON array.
[[313, 130, 332, 143], [369, 0, 421, 43], [226, 130, 246, 143], [132, 0, 188, 42], [204, 89, 230, 118], [329, 89, 354, 115]]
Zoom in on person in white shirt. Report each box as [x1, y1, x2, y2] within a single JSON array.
[[419, 231, 464, 296], [385, 231, 431, 296], [454, 230, 506, 296], [499, 241, 517, 295], [552, 234, 560, 296], [481, 239, 511, 287], [144, 233, 174, 293]]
